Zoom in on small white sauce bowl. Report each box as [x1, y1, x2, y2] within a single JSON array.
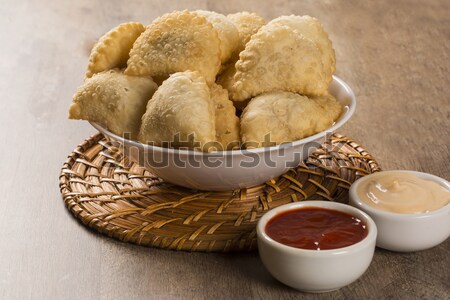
[[256, 201, 377, 293], [349, 170, 450, 252]]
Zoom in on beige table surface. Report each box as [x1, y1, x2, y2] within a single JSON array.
[[0, 0, 449, 299]]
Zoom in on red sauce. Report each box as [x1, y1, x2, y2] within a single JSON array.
[[265, 207, 368, 250]]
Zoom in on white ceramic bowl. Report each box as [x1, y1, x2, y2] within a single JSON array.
[[256, 201, 377, 293], [91, 76, 356, 191], [349, 170, 450, 252]]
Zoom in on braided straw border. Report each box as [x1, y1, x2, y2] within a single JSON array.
[[59, 133, 380, 252]]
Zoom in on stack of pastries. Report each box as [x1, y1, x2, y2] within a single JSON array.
[[69, 10, 341, 151]]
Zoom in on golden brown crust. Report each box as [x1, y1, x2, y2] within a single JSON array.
[[86, 22, 145, 78], [216, 61, 237, 96], [210, 84, 240, 150], [69, 69, 158, 139], [138, 71, 216, 151], [227, 12, 266, 52], [270, 15, 335, 86], [125, 11, 221, 85], [232, 23, 327, 101], [240, 91, 341, 147], [195, 10, 240, 64], [311, 93, 342, 122]]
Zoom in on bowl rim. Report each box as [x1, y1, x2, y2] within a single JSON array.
[[349, 170, 450, 219], [256, 200, 377, 256], [90, 75, 356, 156]]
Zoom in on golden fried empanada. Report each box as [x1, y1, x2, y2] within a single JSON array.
[[227, 12, 266, 52], [270, 15, 335, 85], [240, 91, 341, 147], [125, 11, 221, 85], [210, 84, 240, 150], [195, 10, 239, 64], [216, 62, 237, 95], [219, 12, 266, 80], [69, 69, 158, 139], [139, 71, 215, 151], [311, 93, 342, 122], [232, 23, 327, 101], [86, 22, 145, 78]]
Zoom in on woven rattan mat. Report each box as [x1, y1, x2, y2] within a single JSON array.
[[59, 133, 380, 252]]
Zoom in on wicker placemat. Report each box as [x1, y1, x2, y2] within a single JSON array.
[[59, 133, 380, 252]]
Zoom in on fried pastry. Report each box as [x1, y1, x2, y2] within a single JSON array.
[[232, 23, 328, 101], [240, 91, 341, 147], [138, 71, 216, 151], [210, 84, 240, 150], [70, 11, 342, 151], [216, 62, 237, 95], [125, 10, 221, 85], [270, 15, 335, 85], [86, 22, 145, 78], [217, 12, 265, 81], [69, 69, 158, 139], [195, 10, 239, 64], [227, 12, 266, 52], [311, 93, 342, 122]]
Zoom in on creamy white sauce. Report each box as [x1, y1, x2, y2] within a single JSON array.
[[357, 172, 450, 214]]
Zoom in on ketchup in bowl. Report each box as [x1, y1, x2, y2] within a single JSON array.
[[265, 207, 368, 250]]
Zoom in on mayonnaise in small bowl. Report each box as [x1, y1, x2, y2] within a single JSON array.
[[349, 170, 450, 252], [356, 172, 449, 214]]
